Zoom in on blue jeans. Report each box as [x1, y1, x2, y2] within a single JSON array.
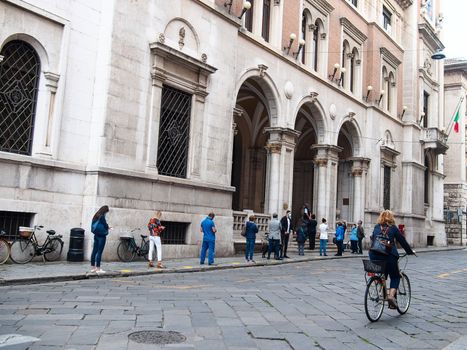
[[91, 235, 107, 267], [268, 239, 280, 259], [245, 239, 255, 260], [319, 239, 327, 256], [298, 243, 305, 255], [200, 240, 215, 265]]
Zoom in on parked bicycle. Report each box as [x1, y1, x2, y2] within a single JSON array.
[[10, 226, 64, 264], [117, 228, 149, 262], [0, 229, 10, 264], [362, 253, 412, 322]]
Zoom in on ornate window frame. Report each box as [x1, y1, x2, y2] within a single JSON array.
[[340, 18, 366, 95]]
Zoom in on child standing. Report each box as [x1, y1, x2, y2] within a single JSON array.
[[319, 218, 328, 256], [296, 221, 307, 256], [350, 224, 359, 254]]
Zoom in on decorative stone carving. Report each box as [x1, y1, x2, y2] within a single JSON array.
[[309, 91, 318, 103], [355, 59, 361, 65], [308, 24, 317, 31], [265, 143, 282, 154], [346, 52, 354, 59], [284, 81, 294, 99], [273, 0, 280, 5], [352, 168, 363, 177], [347, 111, 356, 119], [158, 33, 165, 44], [232, 122, 238, 136], [329, 104, 337, 120], [423, 58, 433, 76], [315, 158, 328, 167], [258, 64, 268, 77], [320, 33, 327, 40], [178, 27, 186, 50], [201, 53, 207, 63]]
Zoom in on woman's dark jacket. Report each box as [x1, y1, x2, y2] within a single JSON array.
[[245, 221, 259, 240]]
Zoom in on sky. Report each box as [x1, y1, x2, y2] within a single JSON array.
[[441, 1, 467, 59]]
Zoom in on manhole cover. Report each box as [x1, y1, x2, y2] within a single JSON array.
[[128, 330, 186, 344]]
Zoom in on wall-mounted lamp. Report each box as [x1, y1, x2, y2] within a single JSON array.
[[224, 0, 233, 13], [294, 39, 306, 59], [284, 33, 296, 55], [338, 67, 346, 86], [364, 85, 373, 101], [419, 112, 426, 126], [329, 63, 340, 81], [431, 49, 446, 60], [377, 90, 385, 105], [399, 105, 407, 119], [238, 1, 251, 19]]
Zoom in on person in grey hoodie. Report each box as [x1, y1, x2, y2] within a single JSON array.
[[267, 213, 282, 260]]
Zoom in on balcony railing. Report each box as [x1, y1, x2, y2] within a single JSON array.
[[233, 211, 270, 242], [421, 127, 448, 154]]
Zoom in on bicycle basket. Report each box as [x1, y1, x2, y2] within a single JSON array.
[[362, 259, 386, 273], [18, 227, 34, 238]]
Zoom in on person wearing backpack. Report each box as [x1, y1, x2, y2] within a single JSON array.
[[296, 220, 308, 256], [244, 215, 259, 263], [90, 205, 110, 274]]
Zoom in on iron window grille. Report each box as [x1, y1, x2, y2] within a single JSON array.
[[0, 40, 41, 155], [160, 221, 188, 245], [157, 85, 192, 178], [0, 211, 33, 241]]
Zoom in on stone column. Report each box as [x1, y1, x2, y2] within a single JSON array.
[[312, 145, 342, 228], [265, 142, 281, 214]]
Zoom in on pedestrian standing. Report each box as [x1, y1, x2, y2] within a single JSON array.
[[245, 215, 259, 263], [335, 222, 345, 256], [309, 214, 318, 250], [350, 223, 358, 254], [280, 210, 292, 258], [319, 218, 328, 256], [267, 213, 282, 260], [90, 205, 110, 274], [357, 220, 365, 254], [296, 220, 307, 256], [199, 212, 217, 265], [147, 211, 165, 268]]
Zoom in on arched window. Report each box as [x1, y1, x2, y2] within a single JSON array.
[[301, 12, 307, 64], [387, 72, 394, 112], [341, 40, 350, 87], [261, 0, 271, 42], [381, 66, 388, 107], [312, 20, 319, 71], [0, 40, 41, 155], [424, 155, 430, 205], [245, 0, 254, 32], [350, 50, 355, 93]]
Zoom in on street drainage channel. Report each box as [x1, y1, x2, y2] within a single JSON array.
[[128, 330, 186, 345]]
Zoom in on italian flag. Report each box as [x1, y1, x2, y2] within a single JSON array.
[[453, 105, 461, 133]]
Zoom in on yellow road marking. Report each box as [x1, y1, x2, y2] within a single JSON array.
[[120, 269, 132, 273], [231, 262, 241, 265], [182, 266, 194, 269], [437, 273, 450, 278]]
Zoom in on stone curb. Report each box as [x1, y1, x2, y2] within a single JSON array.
[[0, 246, 464, 286]]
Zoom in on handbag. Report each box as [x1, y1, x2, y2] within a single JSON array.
[[332, 237, 337, 244], [241, 223, 247, 237], [370, 226, 393, 255]]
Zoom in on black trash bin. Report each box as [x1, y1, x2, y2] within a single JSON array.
[[67, 228, 85, 262]]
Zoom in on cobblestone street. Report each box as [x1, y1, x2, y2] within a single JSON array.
[[1, 250, 467, 349]]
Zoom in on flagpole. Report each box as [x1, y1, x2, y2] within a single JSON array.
[[446, 96, 465, 138]]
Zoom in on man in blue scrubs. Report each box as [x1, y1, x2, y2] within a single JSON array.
[[200, 212, 217, 265]]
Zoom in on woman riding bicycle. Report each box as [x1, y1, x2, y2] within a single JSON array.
[[369, 210, 415, 309]]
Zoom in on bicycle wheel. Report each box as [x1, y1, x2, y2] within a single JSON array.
[[396, 273, 411, 315], [364, 277, 385, 322], [117, 240, 136, 262], [44, 238, 64, 261], [10, 239, 35, 264], [142, 240, 149, 260], [0, 239, 10, 264]]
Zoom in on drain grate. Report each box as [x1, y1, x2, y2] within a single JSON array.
[[128, 330, 186, 344]]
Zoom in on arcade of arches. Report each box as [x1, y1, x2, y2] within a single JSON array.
[[230, 82, 371, 228]]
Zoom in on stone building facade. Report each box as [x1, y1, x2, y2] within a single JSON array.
[[444, 59, 467, 246], [0, 0, 447, 260]]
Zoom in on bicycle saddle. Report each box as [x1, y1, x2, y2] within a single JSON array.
[[46, 230, 56, 235], [140, 234, 147, 238]]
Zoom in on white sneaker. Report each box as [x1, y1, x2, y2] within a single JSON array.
[[96, 269, 106, 274]]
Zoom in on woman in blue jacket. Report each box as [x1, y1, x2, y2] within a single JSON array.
[[90, 205, 110, 273], [245, 215, 259, 263], [350, 224, 359, 254], [369, 210, 415, 308], [334, 222, 345, 256]]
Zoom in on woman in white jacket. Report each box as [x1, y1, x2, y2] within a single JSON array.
[[319, 218, 328, 256]]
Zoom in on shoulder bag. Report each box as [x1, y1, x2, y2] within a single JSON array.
[[369, 225, 393, 255]]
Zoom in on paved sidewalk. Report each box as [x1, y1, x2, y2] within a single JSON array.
[[0, 246, 463, 286]]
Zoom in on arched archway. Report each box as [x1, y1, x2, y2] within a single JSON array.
[[231, 77, 273, 213], [291, 99, 325, 225], [336, 120, 361, 222]]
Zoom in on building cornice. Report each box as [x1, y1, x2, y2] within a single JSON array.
[[306, 0, 334, 16], [418, 23, 444, 52], [340, 17, 367, 44], [395, 0, 413, 10], [380, 47, 401, 67]]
